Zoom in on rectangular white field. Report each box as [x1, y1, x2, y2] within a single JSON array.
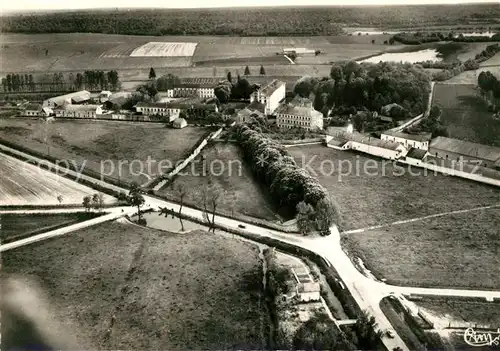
[[130, 42, 198, 57]]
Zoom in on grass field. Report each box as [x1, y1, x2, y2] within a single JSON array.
[[0, 153, 116, 206], [446, 66, 500, 84], [1, 221, 266, 350], [0, 33, 405, 76], [158, 142, 278, 221], [0, 119, 207, 185], [341, 206, 500, 289], [287, 145, 500, 231], [415, 298, 500, 327], [432, 83, 500, 146], [0, 212, 101, 243]]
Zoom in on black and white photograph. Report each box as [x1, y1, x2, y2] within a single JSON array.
[[0, 0, 499, 350]]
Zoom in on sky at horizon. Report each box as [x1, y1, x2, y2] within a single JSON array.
[[1, 0, 498, 12]]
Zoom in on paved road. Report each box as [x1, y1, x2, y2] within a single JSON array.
[[4, 143, 500, 350]]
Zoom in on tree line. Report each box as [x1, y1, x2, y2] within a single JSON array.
[[235, 124, 339, 235], [392, 31, 500, 45], [0, 70, 120, 93], [2, 5, 498, 36], [478, 71, 500, 113]]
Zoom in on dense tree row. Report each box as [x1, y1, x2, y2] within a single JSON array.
[[2, 5, 499, 36], [0, 70, 120, 93], [294, 61, 431, 120], [392, 31, 500, 45], [235, 124, 338, 235]]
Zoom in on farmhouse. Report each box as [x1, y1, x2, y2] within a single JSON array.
[[250, 79, 286, 115], [276, 101, 323, 130], [134, 102, 180, 121], [429, 136, 500, 169], [53, 104, 103, 119], [326, 133, 406, 160], [23, 104, 42, 117], [43, 90, 91, 108], [405, 147, 428, 164], [381, 130, 432, 150], [166, 78, 221, 99]]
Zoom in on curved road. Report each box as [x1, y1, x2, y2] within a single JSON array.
[[3, 143, 500, 351]]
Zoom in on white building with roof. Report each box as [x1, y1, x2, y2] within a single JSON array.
[[429, 136, 500, 169], [43, 90, 91, 108], [53, 104, 102, 118], [276, 101, 323, 130], [381, 130, 432, 150], [250, 79, 285, 115], [135, 102, 180, 121]]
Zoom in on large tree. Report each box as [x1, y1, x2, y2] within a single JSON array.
[[149, 67, 156, 80], [128, 182, 145, 222]]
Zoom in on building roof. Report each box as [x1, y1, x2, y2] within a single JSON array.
[[277, 104, 323, 119], [298, 282, 321, 293], [25, 103, 41, 111], [258, 79, 285, 97], [283, 47, 316, 54], [382, 130, 432, 143], [56, 104, 101, 112], [99, 90, 112, 96], [429, 136, 500, 162], [406, 147, 427, 160], [46, 90, 91, 106], [179, 77, 224, 86], [135, 101, 172, 109]]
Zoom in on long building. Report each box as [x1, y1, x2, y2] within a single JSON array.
[[165, 78, 222, 99], [250, 79, 285, 115], [381, 130, 432, 151], [134, 102, 181, 121], [429, 136, 500, 170], [53, 104, 102, 118], [43, 90, 91, 108], [276, 100, 323, 130]]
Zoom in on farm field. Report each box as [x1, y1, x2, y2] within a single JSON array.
[[341, 206, 500, 289], [0, 32, 405, 75], [445, 66, 500, 84], [414, 298, 500, 328], [0, 119, 207, 185], [157, 142, 278, 221], [0, 212, 101, 243], [287, 144, 500, 231], [0, 153, 116, 206], [432, 83, 500, 146], [1, 221, 266, 350]]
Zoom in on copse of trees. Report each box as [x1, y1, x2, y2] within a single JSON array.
[[478, 70, 500, 112], [214, 74, 256, 103], [292, 61, 431, 119], [392, 32, 500, 45], [235, 124, 339, 234]]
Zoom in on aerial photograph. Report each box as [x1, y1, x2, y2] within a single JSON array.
[[0, 0, 499, 350]]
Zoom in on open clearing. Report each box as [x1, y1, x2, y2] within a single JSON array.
[[341, 207, 500, 289], [0, 212, 101, 243], [158, 142, 278, 221], [287, 145, 500, 231], [0, 153, 116, 206], [0, 119, 207, 185], [414, 298, 500, 328], [1, 221, 266, 350], [432, 83, 500, 146]]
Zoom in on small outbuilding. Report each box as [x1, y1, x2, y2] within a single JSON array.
[[173, 117, 187, 129]]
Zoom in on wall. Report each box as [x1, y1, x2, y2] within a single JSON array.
[[350, 141, 399, 159], [152, 127, 223, 191], [402, 157, 500, 187]]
